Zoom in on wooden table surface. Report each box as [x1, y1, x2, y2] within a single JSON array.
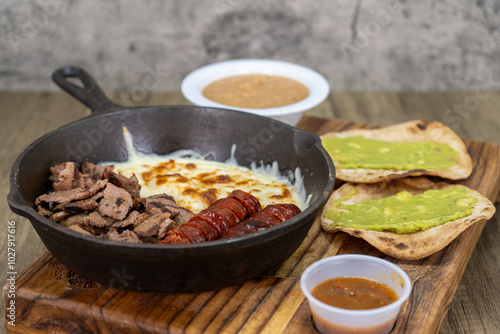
[[1, 90, 499, 333]]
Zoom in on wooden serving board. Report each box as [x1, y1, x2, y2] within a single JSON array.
[[5, 117, 500, 334]]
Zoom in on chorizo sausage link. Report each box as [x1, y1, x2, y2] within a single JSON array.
[[228, 189, 262, 216], [219, 203, 301, 239], [264, 203, 302, 221], [161, 190, 261, 244], [221, 212, 279, 239], [161, 229, 190, 244], [188, 219, 219, 241], [211, 197, 248, 221]]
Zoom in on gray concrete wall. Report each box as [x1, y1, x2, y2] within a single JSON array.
[[1, 0, 500, 92]]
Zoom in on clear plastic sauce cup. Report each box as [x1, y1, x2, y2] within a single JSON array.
[[300, 254, 412, 334]]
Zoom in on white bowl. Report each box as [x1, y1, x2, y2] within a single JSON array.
[[181, 59, 330, 126], [300, 255, 412, 334]]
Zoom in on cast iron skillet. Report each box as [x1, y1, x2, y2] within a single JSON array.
[[8, 66, 335, 293]]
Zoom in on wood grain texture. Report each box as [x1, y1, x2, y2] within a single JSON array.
[[2, 91, 500, 334], [3, 115, 500, 334]]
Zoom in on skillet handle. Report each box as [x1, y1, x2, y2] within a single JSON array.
[[52, 66, 123, 114]]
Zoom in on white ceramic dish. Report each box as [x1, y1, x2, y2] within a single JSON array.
[[181, 59, 330, 126]]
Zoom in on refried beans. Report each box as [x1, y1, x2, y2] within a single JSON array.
[[202, 74, 309, 109]]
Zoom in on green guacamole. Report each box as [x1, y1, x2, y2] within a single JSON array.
[[324, 187, 476, 233], [322, 137, 459, 170]]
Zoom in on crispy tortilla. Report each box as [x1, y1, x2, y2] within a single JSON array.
[[320, 177, 495, 260], [321, 120, 473, 183]]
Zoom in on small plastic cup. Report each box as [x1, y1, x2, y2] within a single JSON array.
[[300, 254, 412, 334]]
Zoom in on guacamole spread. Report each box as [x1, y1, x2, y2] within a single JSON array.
[[324, 187, 476, 233], [322, 137, 459, 170]]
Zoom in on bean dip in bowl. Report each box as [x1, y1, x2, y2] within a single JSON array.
[[181, 59, 330, 126]]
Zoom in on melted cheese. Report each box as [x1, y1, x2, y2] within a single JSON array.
[[103, 128, 309, 213]]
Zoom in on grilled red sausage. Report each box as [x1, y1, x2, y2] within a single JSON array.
[[161, 190, 261, 244], [162, 229, 190, 244], [211, 197, 249, 221], [178, 224, 207, 243], [196, 205, 239, 233], [188, 220, 219, 241], [228, 189, 262, 216], [219, 203, 301, 239], [263, 203, 301, 221]]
